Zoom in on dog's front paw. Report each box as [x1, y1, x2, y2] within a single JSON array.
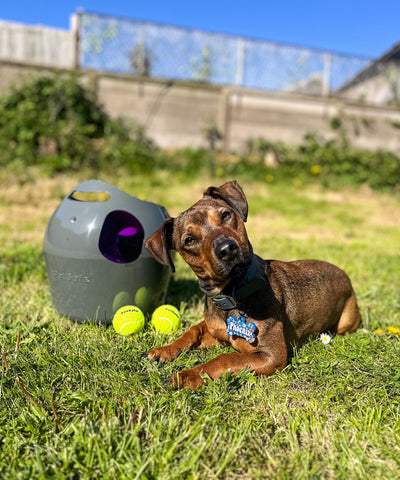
[[169, 368, 207, 389], [146, 345, 181, 362]]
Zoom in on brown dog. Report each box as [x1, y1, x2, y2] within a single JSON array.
[[145, 181, 361, 389]]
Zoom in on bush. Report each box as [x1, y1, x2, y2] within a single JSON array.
[[0, 74, 109, 169], [1, 73, 399, 191], [0, 74, 155, 172], [240, 133, 400, 191], [283, 133, 400, 190]]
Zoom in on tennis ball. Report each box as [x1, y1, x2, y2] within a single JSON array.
[[113, 305, 145, 335], [112, 291, 133, 313], [151, 305, 181, 334], [134, 286, 148, 310]]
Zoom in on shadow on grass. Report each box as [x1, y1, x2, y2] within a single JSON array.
[[166, 277, 203, 306]]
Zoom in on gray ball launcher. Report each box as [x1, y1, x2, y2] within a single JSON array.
[[43, 180, 171, 323]]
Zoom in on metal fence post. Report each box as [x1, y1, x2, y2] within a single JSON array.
[[71, 8, 83, 70], [322, 53, 331, 96], [235, 38, 245, 87]]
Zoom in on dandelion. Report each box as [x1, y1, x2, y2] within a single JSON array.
[[265, 174, 274, 183], [388, 326, 400, 336], [320, 333, 331, 345], [216, 167, 224, 177], [311, 165, 321, 175], [373, 328, 384, 335]]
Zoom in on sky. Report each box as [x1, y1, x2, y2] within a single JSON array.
[[1, 0, 400, 59]]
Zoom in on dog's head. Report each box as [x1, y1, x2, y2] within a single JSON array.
[[145, 181, 253, 295]]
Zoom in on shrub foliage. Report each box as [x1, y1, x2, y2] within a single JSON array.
[[244, 134, 400, 190], [0, 74, 153, 172], [0, 74, 108, 169], [1, 74, 400, 191]]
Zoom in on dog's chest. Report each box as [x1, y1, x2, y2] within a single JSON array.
[[228, 332, 259, 352], [206, 315, 229, 342], [206, 311, 260, 353]]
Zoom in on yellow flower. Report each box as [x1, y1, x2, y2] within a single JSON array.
[[311, 165, 321, 175], [373, 328, 384, 335], [265, 174, 274, 183], [216, 167, 224, 176], [388, 326, 400, 335]]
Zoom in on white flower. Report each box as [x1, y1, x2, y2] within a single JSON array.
[[320, 333, 331, 345]]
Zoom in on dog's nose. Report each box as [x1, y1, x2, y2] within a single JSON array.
[[215, 239, 238, 261]]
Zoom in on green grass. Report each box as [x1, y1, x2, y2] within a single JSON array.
[[1, 168, 400, 479]]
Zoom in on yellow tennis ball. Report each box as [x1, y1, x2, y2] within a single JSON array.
[[112, 291, 133, 313], [151, 305, 181, 334], [113, 305, 145, 335], [134, 286, 148, 310]]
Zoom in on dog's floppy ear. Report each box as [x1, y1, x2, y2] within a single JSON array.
[[203, 180, 248, 222], [144, 218, 175, 272]]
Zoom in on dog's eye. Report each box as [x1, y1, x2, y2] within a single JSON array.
[[184, 236, 195, 246], [221, 210, 232, 222]]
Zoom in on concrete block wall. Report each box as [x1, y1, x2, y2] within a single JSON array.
[[224, 88, 400, 154], [1, 60, 400, 155], [96, 76, 221, 149]]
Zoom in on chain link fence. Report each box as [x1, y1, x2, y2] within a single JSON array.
[[79, 11, 372, 96]]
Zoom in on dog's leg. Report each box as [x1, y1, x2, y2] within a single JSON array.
[[336, 290, 361, 334], [169, 350, 287, 389], [147, 321, 226, 362]]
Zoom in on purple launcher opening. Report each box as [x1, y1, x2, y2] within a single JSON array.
[[119, 227, 137, 236], [99, 210, 145, 263]]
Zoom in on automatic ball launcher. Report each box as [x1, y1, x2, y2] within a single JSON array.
[[43, 180, 172, 323]]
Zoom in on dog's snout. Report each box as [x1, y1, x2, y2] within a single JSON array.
[[214, 238, 238, 261]]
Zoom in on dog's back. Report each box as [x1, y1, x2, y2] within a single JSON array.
[[264, 259, 361, 345]]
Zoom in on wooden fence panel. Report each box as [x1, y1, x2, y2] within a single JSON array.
[[0, 20, 74, 68]]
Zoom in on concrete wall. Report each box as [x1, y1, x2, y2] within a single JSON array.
[[96, 75, 221, 149], [94, 72, 400, 155], [2, 60, 400, 155], [225, 87, 400, 154], [0, 60, 51, 93]]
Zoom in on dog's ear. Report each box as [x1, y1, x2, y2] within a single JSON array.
[[144, 218, 175, 272], [203, 180, 248, 222]]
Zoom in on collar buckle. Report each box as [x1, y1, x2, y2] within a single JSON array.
[[211, 295, 237, 310]]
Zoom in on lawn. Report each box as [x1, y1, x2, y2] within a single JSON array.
[[1, 167, 400, 479]]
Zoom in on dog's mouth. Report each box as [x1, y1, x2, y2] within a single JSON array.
[[197, 246, 253, 296], [229, 260, 252, 283]]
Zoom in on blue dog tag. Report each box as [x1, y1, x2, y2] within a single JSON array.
[[226, 316, 256, 344]]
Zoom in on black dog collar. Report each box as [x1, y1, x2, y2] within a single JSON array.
[[211, 255, 266, 311]]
